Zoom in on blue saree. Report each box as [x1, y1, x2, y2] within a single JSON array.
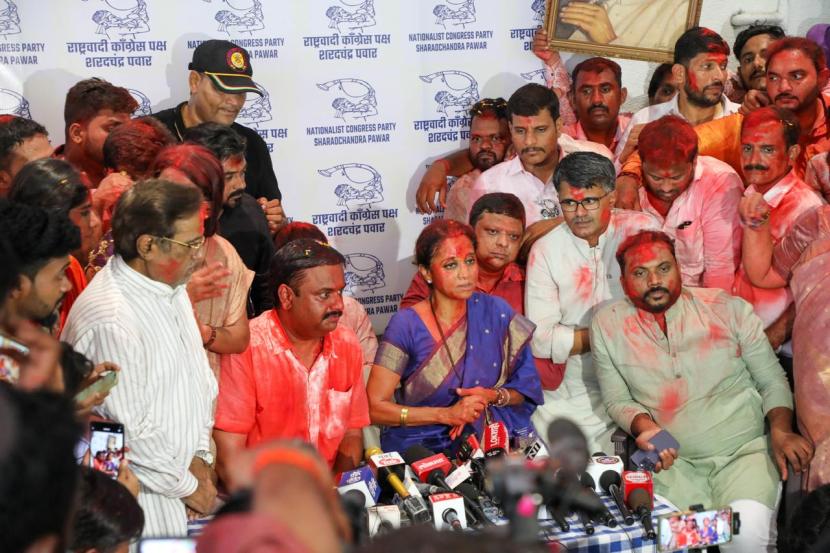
[[375, 292, 543, 453]]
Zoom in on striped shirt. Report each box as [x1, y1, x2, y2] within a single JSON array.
[[62, 255, 217, 538]]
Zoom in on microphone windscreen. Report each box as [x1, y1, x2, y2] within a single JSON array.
[[547, 418, 589, 474], [402, 444, 435, 466], [599, 470, 622, 492], [628, 487, 651, 510], [455, 482, 480, 500], [580, 472, 596, 489]]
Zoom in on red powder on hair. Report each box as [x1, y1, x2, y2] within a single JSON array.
[[638, 115, 697, 166]]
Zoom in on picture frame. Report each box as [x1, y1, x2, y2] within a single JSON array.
[[544, 0, 704, 63]]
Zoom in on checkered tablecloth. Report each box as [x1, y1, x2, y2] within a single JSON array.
[[539, 494, 678, 553]]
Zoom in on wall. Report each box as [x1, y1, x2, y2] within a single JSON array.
[[0, 0, 826, 332]]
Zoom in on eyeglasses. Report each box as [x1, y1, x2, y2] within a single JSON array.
[[559, 192, 611, 212], [470, 97, 508, 118], [153, 235, 206, 251]]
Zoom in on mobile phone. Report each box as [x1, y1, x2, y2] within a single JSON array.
[[657, 507, 734, 551], [89, 421, 124, 480], [75, 370, 118, 404], [138, 538, 196, 553], [631, 429, 680, 471]]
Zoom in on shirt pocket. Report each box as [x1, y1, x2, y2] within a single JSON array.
[[673, 221, 704, 283], [320, 388, 352, 441]]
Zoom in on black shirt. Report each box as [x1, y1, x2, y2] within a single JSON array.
[[218, 193, 275, 316], [153, 102, 281, 201]]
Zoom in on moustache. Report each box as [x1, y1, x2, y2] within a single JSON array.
[[744, 164, 769, 172], [475, 151, 496, 159], [323, 311, 343, 321], [642, 286, 670, 300], [521, 147, 545, 155], [588, 104, 609, 113], [703, 81, 724, 93], [775, 93, 799, 103], [750, 69, 765, 80]]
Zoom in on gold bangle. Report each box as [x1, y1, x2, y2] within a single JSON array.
[[400, 407, 409, 427]]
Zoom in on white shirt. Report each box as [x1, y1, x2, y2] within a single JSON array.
[[465, 134, 613, 226], [62, 256, 217, 538], [526, 209, 660, 396], [638, 156, 744, 292], [615, 93, 740, 160]]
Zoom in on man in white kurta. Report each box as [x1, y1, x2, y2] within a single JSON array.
[[526, 151, 659, 452], [62, 180, 217, 538]]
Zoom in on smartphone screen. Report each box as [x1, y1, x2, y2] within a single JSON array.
[[658, 507, 733, 551], [89, 421, 124, 480], [138, 538, 196, 553]]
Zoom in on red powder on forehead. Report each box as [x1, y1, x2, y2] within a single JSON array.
[[570, 189, 586, 201], [474, 112, 498, 121], [626, 242, 662, 265], [515, 115, 535, 126], [638, 115, 697, 167]]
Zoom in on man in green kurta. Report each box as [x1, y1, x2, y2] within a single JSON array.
[[591, 230, 812, 553]]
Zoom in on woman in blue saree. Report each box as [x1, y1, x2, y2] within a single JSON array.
[[366, 219, 543, 454]]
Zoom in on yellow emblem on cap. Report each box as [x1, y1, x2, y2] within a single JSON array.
[[226, 48, 247, 71]]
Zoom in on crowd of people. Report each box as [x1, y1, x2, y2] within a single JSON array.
[[1, 19, 830, 553]]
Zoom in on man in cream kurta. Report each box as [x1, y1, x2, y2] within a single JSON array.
[[591, 229, 810, 552]]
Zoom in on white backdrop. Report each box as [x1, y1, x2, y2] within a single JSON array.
[[0, 0, 826, 332]]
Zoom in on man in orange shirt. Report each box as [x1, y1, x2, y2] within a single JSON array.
[[618, 37, 830, 206], [214, 239, 369, 477]]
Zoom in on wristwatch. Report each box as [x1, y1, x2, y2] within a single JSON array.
[[195, 449, 215, 467]]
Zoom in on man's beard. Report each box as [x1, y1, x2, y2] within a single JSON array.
[[638, 286, 674, 313], [225, 190, 244, 208], [684, 81, 722, 108], [472, 150, 499, 171]]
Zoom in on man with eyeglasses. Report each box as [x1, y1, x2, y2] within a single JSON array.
[[525, 151, 658, 451], [62, 180, 219, 539], [636, 115, 743, 293]]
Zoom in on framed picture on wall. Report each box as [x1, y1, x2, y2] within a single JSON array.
[[543, 0, 703, 62]]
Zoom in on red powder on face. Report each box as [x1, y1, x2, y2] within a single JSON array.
[[571, 188, 586, 201], [158, 257, 182, 283]]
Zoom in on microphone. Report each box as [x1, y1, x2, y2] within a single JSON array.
[[483, 421, 510, 458], [454, 432, 487, 487], [579, 509, 595, 535], [539, 467, 607, 519], [366, 505, 404, 537], [546, 418, 589, 474], [403, 445, 454, 490], [428, 492, 468, 531], [599, 470, 634, 525], [585, 453, 624, 493], [524, 435, 550, 460], [621, 470, 654, 509], [366, 447, 432, 524], [339, 489, 369, 545], [456, 482, 495, 526], [336, 465, 381, 508], [551, 509, 570, 532], [579, 473, 617, 527], [627, 488, 656, 540]]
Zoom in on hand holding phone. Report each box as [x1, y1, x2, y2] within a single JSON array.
[[632, 429, 680, 472], [89, 421, 125, 480], [75, 370, 118, 405]]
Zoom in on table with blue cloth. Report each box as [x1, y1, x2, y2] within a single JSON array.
[[538, 493, 678, 552]]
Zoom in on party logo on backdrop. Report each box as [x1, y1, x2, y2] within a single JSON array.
[[318, 163, 383, 211], [326, 0, 375, 35], [0, 89, 30, 118], [128, 88, 152, 116], [508, 1, 540, 51], [70, 0, 166, 69], [317, 78, 377, 122], [237, 81, 272, 126], [0, 0, 20, 39], [343, 253, 386, 294], [303, 0, 388, 61], [520, 68, 546, 84], [413, 70, 478, 143], [531, 0, 545, 23], [432, 0, 476, 29], [206, 0, 265, 35], [83, 0, 150, 40]]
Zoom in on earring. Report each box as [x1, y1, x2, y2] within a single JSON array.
[[426, 278, 432, 284]]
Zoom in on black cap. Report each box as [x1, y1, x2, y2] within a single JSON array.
[[188, 39, 261, 96]]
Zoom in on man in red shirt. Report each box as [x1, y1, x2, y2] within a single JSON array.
[[214, 239, 369, 477], [401, 192, 525, 314]]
